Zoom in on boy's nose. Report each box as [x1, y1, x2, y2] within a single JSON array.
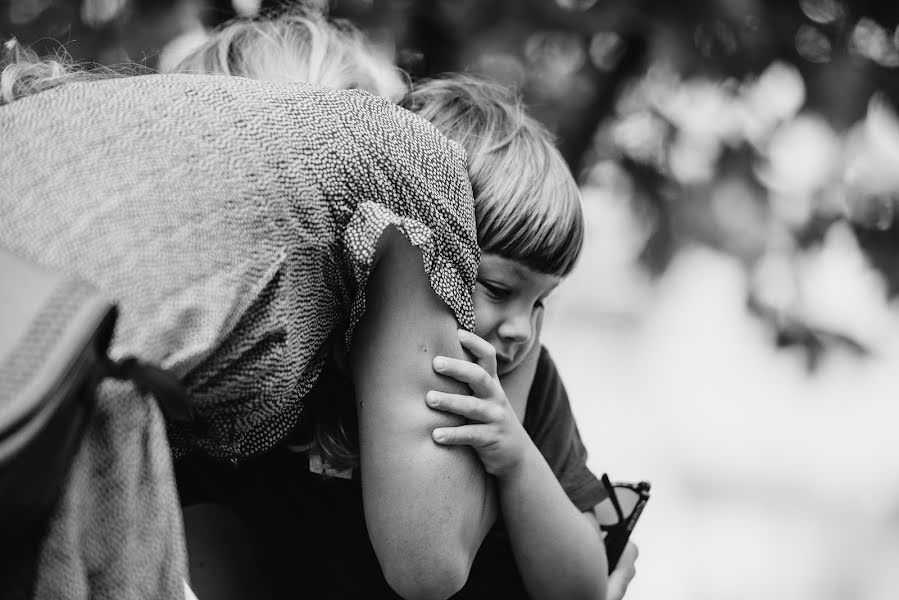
[[498, 312, 532, 344]]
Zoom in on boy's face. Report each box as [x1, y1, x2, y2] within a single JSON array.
[[473, 253, 562, 376]]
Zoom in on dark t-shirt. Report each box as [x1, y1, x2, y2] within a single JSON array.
[[176, 347, 605, 599], [523, 347, 607, 512]]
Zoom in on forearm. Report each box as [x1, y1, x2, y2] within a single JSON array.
[[360, 416, 497, 599], [498, 440, 609, 600]]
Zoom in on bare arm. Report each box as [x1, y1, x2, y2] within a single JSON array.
[[429, 333, 609, 600], [350, 228, 497, 600], [498, 441, 610, 600], [500, 342, 609, 599], [502, 349, 637, 600]]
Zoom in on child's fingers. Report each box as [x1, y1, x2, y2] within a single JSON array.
[[433, 356, 497, 397], [607, 542, 638, 600], [432, 424, 493, 447], [457, 329, 497, 377], [426, 391, 502, 423]]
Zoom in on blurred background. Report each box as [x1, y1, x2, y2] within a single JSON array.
[[4, 0, 899, 598]]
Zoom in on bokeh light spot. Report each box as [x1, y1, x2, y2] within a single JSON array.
[[474, 52, 527, 88], [850, 18, 899, 68], [555, 0, 599, 11], [232, 0, 263, 17], [9, 0, 52, 25], [799, 0, 845, 25], [611, 111, 668, 165], [81, 0, 128, 28], [589, 31, 626, 71], [795, 25, 832, 63], [744, 61, 806, 126], [524, 30, 586, 76]]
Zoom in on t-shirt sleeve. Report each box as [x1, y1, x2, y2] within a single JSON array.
[[524, 347, 608, 512]]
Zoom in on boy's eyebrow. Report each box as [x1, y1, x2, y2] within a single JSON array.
[[508, 261, 534, 278]]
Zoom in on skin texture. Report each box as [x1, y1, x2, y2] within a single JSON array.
[[350, 229, 496, 600]]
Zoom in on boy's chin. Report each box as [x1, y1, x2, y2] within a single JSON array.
[[496, 358, 521, 377]]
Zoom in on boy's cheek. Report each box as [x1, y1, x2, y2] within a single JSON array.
[[471, 296, 501, 338], [521, 334, 541, 366]]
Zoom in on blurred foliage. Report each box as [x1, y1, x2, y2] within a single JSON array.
[[4, 0, 899, 369]]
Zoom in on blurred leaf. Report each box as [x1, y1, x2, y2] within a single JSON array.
[[850, 17, 899, 67], [795, 24, 832, 63]]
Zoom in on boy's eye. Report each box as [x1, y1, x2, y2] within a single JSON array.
[[479, 280, 510, 300]]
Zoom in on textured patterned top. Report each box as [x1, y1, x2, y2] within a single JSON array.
[[0, 73, 479, 459], [0, 74, 478, 599]]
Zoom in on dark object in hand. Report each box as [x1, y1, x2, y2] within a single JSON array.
[[597, 474, 650, 573]]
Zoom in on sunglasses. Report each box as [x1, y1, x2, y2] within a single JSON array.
[[597, 473, 650, 572]]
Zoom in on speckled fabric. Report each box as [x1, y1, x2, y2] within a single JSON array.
[[0, 74, 478, 599]]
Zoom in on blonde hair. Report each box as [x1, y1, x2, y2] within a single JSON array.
[[168, 8, 407, 102], [0, 39, 118, 106], [400, 75, 584, 276]]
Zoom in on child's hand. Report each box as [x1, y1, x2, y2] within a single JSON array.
[[607, 541, 638, 600], [428, 329, 530, 478]]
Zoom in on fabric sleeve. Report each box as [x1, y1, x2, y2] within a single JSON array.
[[341, 197, 477, 352], [523, 347, 608, 512], [304, 90, 480, 351]]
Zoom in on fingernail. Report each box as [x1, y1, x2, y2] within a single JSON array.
[[426, 391, 438, 406], [433, 357, 446, 371], [433, 430, 445, 442], [457, 329, 468, 339]]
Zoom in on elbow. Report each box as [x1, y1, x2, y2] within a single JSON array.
[[380, 548, 472, 600]]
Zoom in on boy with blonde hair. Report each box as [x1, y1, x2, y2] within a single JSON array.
[[402, 75, 638, 599]]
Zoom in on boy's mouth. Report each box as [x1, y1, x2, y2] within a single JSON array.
[[495, 354, 515, 374]]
